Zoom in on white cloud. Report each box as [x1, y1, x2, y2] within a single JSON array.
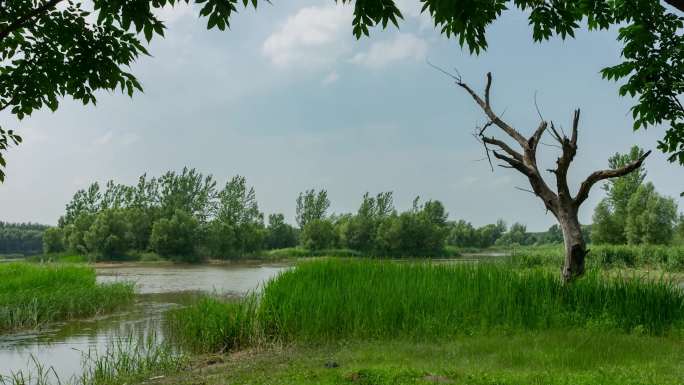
[[121, 132, 141, 146], [92, 131, 140, 147], [154, 3, 194, 24], [93, 131, 114, 146], [262, 4, 353, 69], [351, 33, 428, 69], [321, 71, 340, 86]]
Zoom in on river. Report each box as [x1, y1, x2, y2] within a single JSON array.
[[0, 263, 287, 381]]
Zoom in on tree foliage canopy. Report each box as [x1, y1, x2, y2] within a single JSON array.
[[1, 0, 683, 180], [592, 146, 679, 245]]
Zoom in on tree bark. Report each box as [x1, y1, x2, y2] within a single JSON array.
[[558, 208, 586, 282]]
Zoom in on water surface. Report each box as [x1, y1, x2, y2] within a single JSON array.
[[0, 263, 286, 381]]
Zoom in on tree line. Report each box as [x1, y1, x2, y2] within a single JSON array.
[[42, 168, 451, 261], [445, 220, 590, 249], [32, 146, 684, 261], [0, 222, 47, 256]]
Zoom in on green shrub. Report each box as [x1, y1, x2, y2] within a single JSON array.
[[299, 219, 337, 250], [42, 227, 65, 254], [150, 210, 201, 262]]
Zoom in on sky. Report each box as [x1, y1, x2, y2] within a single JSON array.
[[0, 0, 682, 231]]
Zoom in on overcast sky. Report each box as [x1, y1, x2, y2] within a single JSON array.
[[0, 0, 682, 230]]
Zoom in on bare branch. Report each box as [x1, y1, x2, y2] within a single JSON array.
[[529, 121, 548, 150], [570, 109, 580, 145], [450, 71, 560, 216], [472, 132, 494, 172], [427, 60, 461, 82], [533, 91, 544, 121], [454, 74, 529, 147], [492, 151, 533, 177], [548, 122, 563, 144], [478, 120, 495, 136], [485, 72, 492, 107], [515, 186, 536, 195], [482, 136, 524, 163], [574, 150, 652, 206], [540, 141, 562, 149]]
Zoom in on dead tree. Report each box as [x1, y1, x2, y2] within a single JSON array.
[[453, 72, 650, 282]]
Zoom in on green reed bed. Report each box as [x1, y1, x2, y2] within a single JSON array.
[[258, 259, 684, 340], [0, 263, 134, 332], [509, 244, 684, 271], [77, 335, 186, 385], [166, 259, 684, 354], [165, 295, 258, 353]]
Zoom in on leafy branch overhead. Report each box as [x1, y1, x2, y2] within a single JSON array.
[[0, 0, 682, 180], [0, 128, 21, 182]]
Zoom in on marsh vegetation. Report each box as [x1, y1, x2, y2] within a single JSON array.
[[0, 263, 134, 332]]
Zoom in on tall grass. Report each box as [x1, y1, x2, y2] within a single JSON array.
[[259, 259, 684, 340], [166, 259, 684, 353], [77, 335, 186, 385], [0, 263, 134, 331], [165, 295, 258, 353], [0, 356, 60, 385], [510, 244, 684, 271]]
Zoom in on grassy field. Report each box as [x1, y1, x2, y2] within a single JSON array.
[[163, 332, 684, 385], [0, 262, 134, 331]]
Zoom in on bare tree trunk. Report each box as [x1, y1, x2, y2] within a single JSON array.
[[558, 208, 586, 282]]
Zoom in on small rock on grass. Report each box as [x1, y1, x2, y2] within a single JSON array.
[[324, 361, 339, 368], [422, 374, 453, 383]]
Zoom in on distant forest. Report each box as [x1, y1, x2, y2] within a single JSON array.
[[0, 222, 48, 256]]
